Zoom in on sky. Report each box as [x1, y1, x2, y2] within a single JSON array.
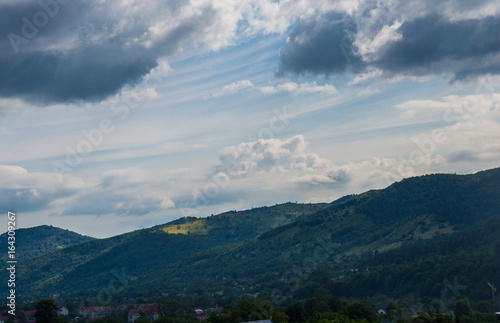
[[1, 0, 500, 238]]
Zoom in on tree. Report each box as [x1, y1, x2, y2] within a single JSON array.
[[454, 299, 472, 318], [342, 302, 377, 323], [286, 302, 306, 323], [35, 299, 59, 323], [410, 312, 453, 323], [306, 312, 368, 323], [326, 297, 344, 313], [135, 316, 153, 323], [476, 300, 492, 313], [304, 298, 330, 318], [315, 288, 332, 302], [105, 318, 122, 323], [386, 302, 399, 319], [207, 298, 288, 323]]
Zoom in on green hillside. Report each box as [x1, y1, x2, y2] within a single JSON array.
[[17, 202, 329, 295], [13, 167, 500, 309], [125, 168, 500, 304], [0, 225, 94, 260]]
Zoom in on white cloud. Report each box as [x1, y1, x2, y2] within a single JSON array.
[[348, 68, 383, 85], [358, 87, 381, 96], [395, 93, 500, 163], [215, 134, 331, 177], [214, 80, 337, 97], [0, 97, 32, 117], [213, 80, 255, 97], [259, 82, 338, 95], [0, 165, 28, 176], [355, 19, 403, 59]]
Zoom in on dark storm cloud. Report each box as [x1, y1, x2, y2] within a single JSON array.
[[375, 15, 500, 79], [0, 0, 214, 104], [279, 12, 500, 80], [0, 46, 157, 103], [277, 14, 364, 76]]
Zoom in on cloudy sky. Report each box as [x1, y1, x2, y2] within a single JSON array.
[[1, 0, 500, 238]]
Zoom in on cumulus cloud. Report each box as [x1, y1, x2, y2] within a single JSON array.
[[213, 135, 331, 177]]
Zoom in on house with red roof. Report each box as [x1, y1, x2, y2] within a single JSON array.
[[23, 309, 36, 322]]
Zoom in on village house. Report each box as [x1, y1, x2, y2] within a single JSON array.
[[23, 309, 36, 322]]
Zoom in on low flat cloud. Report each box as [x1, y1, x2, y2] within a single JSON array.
[[0, 165, 83, 213]]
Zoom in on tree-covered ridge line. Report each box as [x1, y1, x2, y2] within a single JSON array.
[[13, 202, 329, 296], [126, 167, 500, 304], [0, 225, 94, 261]]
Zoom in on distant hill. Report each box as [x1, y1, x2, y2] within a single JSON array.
[[0, 225, 94, 260], [127, 168, 500, 303], [16, 202, 329, 295]]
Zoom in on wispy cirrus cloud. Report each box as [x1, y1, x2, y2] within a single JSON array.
[[214, 80, 338, 97]]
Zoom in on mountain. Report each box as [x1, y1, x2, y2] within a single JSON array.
[[125, 168, 500, 303], [0, 225, 94, 260], [15, 167, 500, 307], [17, 202, 329, 296]]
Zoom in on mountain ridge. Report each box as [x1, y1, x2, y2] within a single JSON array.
[[16, 202, 330, 296], [0, 225, 94, 261], [11, 167, 500, 308]]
